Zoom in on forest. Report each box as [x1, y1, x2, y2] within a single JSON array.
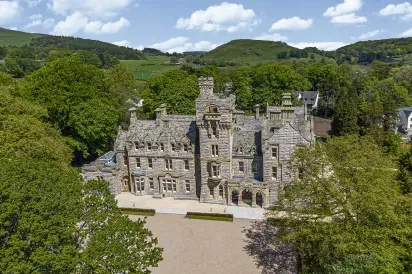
[[0, 38, 412, 272]]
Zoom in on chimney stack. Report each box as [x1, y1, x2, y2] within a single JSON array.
[[129, 107, 137, 124], [255, 104, 260, 119]]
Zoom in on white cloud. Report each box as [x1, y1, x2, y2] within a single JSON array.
[[401, 28, 412, 37], [289, 42, 347, 51], [331, 13, 367, 24], [43, 18, 55, 28], [135, 45, 144, 51], [401, 13, 412, 20], [175, 2, 257, 32], [150, 37, 219, 53], [112, 40, 132, 47], [10, 26, 17, 30], [51, 12, 89, 35], [25, 0, 42, 7], [48, 0, 134, 18], [270, 17, 313, 31], [29, 13, 42, 20], [253, 33, 288, 42], [84, 17, 129, 34], [324, 0, 363, 17], [52, 12, 129, 35], [0, 1, 20, 24], [380, 2, 412, 15], [352, 29, 383, 40]]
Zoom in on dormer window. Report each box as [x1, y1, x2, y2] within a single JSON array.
[[160, 143, 164, 151], [171, 143, 176, 152], [183, 144, 189, 152], [238, 147, 244, 154], [147, 142, 152, 151], [134, 141, 139, 150]]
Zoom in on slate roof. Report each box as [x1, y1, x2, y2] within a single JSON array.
[[398, 107, 412, 128]]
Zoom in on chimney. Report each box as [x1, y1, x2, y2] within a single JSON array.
[[155, 103, 167, 120], [198, 76, 214, 97], [129, 107, 137, 124], [255, 104, 260, 119]]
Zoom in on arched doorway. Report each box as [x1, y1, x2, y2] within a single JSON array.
[[242, 189, 253, 207], [231, 190, 239, 205], [256, 193, 263, 208]]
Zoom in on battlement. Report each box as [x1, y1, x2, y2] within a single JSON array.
[[198, 76, 214, 97]]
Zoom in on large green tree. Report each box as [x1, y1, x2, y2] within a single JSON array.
[[270, 136, 412, 273]]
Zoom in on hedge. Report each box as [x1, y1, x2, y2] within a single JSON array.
[[186, 212, 233, 222], [120, 207, 156, 216], [186, 212, 233, 218]]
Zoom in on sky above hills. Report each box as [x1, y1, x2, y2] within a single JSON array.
[[0, 0, 412, 52]]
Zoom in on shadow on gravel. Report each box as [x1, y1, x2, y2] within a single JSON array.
[[243, 221, 298, 274]]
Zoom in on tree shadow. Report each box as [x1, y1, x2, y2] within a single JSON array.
[[242, 221, 298, 274]]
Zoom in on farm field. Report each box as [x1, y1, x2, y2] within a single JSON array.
[[0, 28, 43, 46], [121, 55, 181, 80]]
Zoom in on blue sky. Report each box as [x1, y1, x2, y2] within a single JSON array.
[[1, 0, 412, 52]]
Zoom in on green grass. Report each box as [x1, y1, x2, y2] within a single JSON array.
[[120, 207, 156, 216], [186, 215, 233, 222], [185, 212, 233, 222], [121, 55, 181, 80], [0, 28, 43, 47]]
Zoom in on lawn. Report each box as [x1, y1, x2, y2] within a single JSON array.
[[0, 28, 43, 47]]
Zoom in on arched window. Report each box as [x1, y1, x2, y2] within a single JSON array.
[[208, 106, 218, 113]]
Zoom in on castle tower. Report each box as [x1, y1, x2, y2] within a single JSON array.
[[196, 77, 236, 204]]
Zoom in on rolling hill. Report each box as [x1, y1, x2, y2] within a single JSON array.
[[0, 27, 44, 46]]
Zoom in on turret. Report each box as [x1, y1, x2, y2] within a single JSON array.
[[198, 77, 214, 97]]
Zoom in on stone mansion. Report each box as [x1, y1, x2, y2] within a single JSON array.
[[82, 77, 314, 208]]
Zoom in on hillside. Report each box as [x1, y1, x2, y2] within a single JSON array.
[[0, 28, 44, 46], [335, 37, 412, 64]]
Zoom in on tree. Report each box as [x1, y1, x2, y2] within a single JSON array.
[[270, 136, 412, 273], [170, 56, 179, 64], [277, 51, 288, 59], [397, 149, 412, 195], [73, 50, 102, 67], [310, 53, 315, 60], [20, 58, 124, 161]]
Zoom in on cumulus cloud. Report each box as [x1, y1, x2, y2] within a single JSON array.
[[175, 2, 258, 32], [0, 1, 20, 24], [331, 13, 367, 24], [401, 28, 412, 37], [289, 42, 347, 51], [29, 13, 42, 20], [380, 2, 412, 15], [51, 12, 129, 35], [48, 0, 134, 18], [112, 40, 132, 47], [324, 0, 363, 17], [352, 29, 383, 40], [270, 17, 313, 31], [253, 33, 288, 42], [150, 37, 219, 53], [25, 14, 55, 29], [401, 13, 412, 20]]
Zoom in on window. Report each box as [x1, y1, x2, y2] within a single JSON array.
[[272, 147, 278, 158], [147, 142, 152, 151], [185, 180, 191, 192], [238, 147, 244, 154], [135, 177, 145, 193], [212, 145, 219, 157], [219, 185, 224, 197], [148, 158, 153, 169], [165, 159, 173, 170], [183, 144, 189, 152], [272, 167, 278, 179], [184, 160, 189, 170], [162, 179, 177, 193], [149, 178, 154, 190], [160, 143, 164, 152], [123, 156, 128, 166], [212, 126, 217, 137], [252, 162, 258, 174], [171, 143, 176, 152], [239, 161, 244, 173], [209, 106, 218, 113], [209, 187, 214, 196], [135, 141, 139, 150], [212, 165, 220, 177], [136, 158, 141, 169]]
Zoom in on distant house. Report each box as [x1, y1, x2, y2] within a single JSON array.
[[294, 91, 319, 110], [125, 96, 144, 108], [397, 107, 412, 133]]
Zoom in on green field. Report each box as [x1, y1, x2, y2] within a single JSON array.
[[121, 56, 181, 80], [0, 28, 43, 46]]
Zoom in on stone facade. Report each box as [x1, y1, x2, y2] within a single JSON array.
[[82, 77, 314, 208]]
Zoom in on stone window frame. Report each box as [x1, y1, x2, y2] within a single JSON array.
[[219, 184, 224, 197], [162, 178, 177, 193], [185, 180, 191, 192], [271, 146, 278, 158], [272, 166, 278, 179], [209, 162, 220, 178], [239, 161, 245, 173], [171, 143, 176, 152], [135, 177, 145, 193], [252, 161, 259, 175], [209, 186, 214, 197], [134, 141, 139, 150], [123, 155, 128, 166], [184, 160, 190, 171], [136, 158, 141, 169], [148, 158, 153, 169], [238, 146, 244, 154], [183, 143, 189, 152], [147, 142, 152, 151], [160, 143, 165, 152], [212, 144, 219, 157], [165, 159, 173, 170]]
